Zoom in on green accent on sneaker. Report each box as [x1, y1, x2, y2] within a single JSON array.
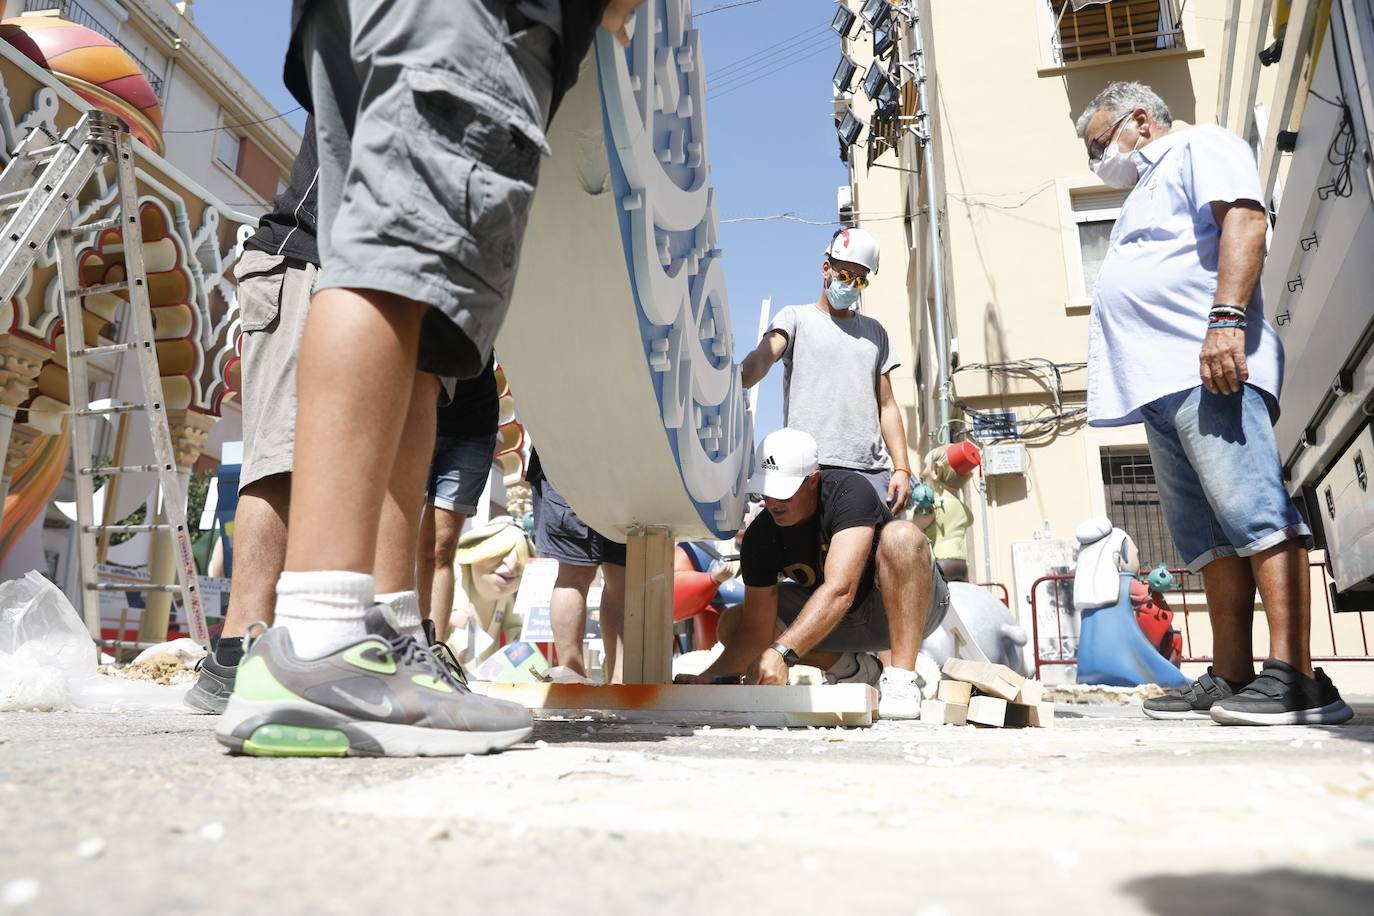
[[343, 641, 396, 675], [241, 724, 349, 757], [412, 673, 453, 694], [234, 656, 303, 703]]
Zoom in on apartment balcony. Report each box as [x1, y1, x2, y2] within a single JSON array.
[[1049, 0, 1187, 65]]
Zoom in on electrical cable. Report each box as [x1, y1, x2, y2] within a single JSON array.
[[707, 32, 836, 98], [698, 0, 767, 16], [163, 106, 304, 134], [708, 24, 829, 79]]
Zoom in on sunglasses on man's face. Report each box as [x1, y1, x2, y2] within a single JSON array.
[[1088, 111, 1132, 163], [830, 267, 870, 289]]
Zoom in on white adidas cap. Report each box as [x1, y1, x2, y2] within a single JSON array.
[[825, 226, 880, 274], [747, 428, 820, 500]]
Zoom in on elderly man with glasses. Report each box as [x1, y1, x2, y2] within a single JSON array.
[[740, 227, 914, 514], [1074, 80, 1352, 726]]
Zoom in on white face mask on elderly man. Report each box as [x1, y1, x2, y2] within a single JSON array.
[[1093, 122, 1143, 189]]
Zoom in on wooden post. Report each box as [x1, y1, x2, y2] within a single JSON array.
[[138, 409, 214, 644], [622, 525, 674, 684]]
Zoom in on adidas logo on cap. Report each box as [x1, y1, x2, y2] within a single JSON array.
[[761, 455, 779, 471]]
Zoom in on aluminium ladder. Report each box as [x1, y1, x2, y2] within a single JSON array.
[[0, 111, 207, 647]]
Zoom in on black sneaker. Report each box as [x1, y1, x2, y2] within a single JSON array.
[[1142, 667, 1248, 720], [184, 651, 239, 714], [1210, 659, 1355, 726], [184, 626, 262, 715], [421, 619, 468, 687]]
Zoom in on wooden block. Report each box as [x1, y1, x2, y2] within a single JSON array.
[[936, 679, 973, 705], [1004, 702, 1055, 728], [920, 698, 969, 725], [1014, 679, 1044, 706], [941, 657, 1023, 701], [967, 695, 1008, 727], [469, 683, 879, 727]]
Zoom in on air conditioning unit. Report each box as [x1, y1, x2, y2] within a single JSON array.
[[837, 184, 854, 226]]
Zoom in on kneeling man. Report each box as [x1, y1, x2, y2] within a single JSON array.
[[688, 428, 948, 718]]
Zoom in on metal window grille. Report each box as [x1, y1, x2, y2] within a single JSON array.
[[1100, 450, 1185, 569], [1050, 0, 1187, 65], [23, 0, 166, 99]]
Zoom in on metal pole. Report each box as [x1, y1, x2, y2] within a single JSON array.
[[906, 4, 952, 441]]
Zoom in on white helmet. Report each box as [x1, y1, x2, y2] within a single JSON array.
[[825, 227, 880, 274]]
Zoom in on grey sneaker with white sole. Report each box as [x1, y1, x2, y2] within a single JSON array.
[[214, 607, 532, 757], [1210, 659, 1354, 726], [1142, 667, 1248, 720]]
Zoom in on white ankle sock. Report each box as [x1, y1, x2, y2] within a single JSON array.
[[376, 590, 424, 639], [274, 571, 373, 659], [884, 666, 918, 684]]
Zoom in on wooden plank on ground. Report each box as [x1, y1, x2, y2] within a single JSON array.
[[941, 657, 1023, 700], [936, 679, 973, 705], [470, 683, 879, 727], [967, 695, 1008, 727], [920, 698, 969, 725], [1005, 702, 1055, 728], [1014, 679, 1044, 706]]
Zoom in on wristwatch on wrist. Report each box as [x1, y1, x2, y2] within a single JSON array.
[[768, 641, 800, 667]]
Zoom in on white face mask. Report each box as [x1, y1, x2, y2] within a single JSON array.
[[1092, 120, 1143, 189]]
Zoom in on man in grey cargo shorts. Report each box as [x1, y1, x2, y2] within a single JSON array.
[[214, 0, 645, 759]]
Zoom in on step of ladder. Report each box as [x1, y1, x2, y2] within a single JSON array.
[[0, 111, 209, 647]]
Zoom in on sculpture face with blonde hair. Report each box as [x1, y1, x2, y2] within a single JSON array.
[[450, 518, 533, 661]]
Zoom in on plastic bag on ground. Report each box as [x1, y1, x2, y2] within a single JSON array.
[[0, 571, 97, 711], [0, 570, 193, 712]]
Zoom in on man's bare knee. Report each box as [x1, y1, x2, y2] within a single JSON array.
[[878, 521, 931, 566], [554, 563, 598, 591]]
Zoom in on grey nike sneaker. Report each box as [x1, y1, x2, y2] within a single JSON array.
[[1142, 667, 1248, 720], [214, 607, 532, 757]]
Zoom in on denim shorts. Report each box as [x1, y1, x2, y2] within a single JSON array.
[[426, 432, 497, 514], [299, 0, 554, 378], [1140, 385, 1311, 573], [532, 478, 626, 568]]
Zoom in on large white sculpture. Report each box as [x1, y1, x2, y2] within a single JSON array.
[[498, 0, 751, 540]]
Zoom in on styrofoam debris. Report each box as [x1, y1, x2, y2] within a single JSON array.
[[73, 837, 105, 859], [1, 878, 39, 906], [197, 822, 225, 841]]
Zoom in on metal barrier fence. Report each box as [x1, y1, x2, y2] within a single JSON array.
[[1028, 563, 1374, 679]]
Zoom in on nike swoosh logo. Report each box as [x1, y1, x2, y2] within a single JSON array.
[[331, 686, 393, 718]]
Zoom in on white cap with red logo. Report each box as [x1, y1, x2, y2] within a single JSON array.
[[825, 227, 880, 274]]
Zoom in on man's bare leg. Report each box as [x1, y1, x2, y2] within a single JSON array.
[[599, 563, 626, 683], [875, 520, 934, 671], [1198, 554, 1258, 684], [417, 508, 437, 619], [285, 289, 425, 573], [550, 563, 598, 675], [372, 372, 439, 637], [1250, 540, 1313, 676], [424, 506, 468, 640], [219, 474, 290, 639]]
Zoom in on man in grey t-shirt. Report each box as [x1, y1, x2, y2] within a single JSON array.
[[740, 227, 913, 512]]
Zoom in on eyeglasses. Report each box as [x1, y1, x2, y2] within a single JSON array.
[[831, 267, 870, 289], [1088, 111, 1132, 163]]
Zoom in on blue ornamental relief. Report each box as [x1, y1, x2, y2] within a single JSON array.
[[595, 0, 752, 536]]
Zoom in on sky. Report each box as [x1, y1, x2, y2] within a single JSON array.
[[195, 0, 848, 439]]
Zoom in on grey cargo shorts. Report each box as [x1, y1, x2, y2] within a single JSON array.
[[298, 0, 556, 379], [233, 249, 318, 489]]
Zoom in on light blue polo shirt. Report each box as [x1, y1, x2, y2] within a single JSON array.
[[1086, 125, 1285, 427]]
